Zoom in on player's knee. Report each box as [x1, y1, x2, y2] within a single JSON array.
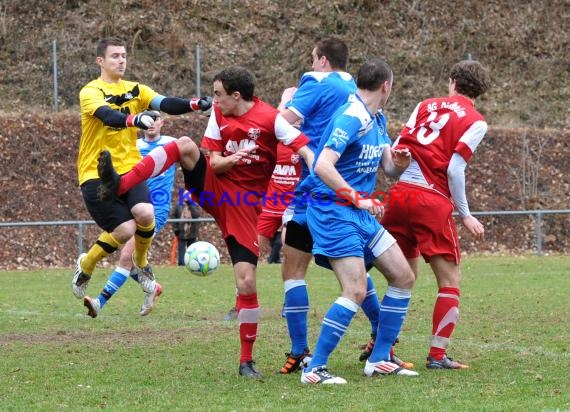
[[353, 288, 367, 305], [132, 203, 155, 224], [235, 269, 258, 295], [112, 220, 137, 243], [343, 283, 367, 305], [177, 136, 198, 155], [401, 269, 416, 289], [281, 245, 311, 280], [242, 275, 257, 291], [392, 259, 417, 289], [177, 136, 201, 168]]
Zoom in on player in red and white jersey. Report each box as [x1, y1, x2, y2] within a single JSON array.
[[394, 93, 486, 199], [381, 60, 491, 370], [223, 142, 301, 322], [256, 142, 301, 257], [201, 98, 304, 194], [98, 66, 312, 379]]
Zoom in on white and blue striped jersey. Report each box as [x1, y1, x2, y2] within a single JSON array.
[[307, 94, 392, 196], [285, 71, 356, 179], [137, 135, 177, 231]]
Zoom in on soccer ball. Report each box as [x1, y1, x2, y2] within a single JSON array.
[[184, 241, 220, 276]]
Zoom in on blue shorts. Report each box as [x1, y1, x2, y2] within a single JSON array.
[[289, 193, 309, 227], [290, 206, 308, 228], [289, 192, 383, 269], [314, 246, 376, 271], [307, 200, 394, 260]]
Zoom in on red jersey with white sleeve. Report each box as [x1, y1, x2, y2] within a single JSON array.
[[394, 94, 487, 198], [202, 97, 309, 194], [263, 143, 302, 215], [256, 143, 302, 239]]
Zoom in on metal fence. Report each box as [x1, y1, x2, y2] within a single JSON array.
[[467, 209, 569, 255], [0, 218, 214, 259], [1, 210, 569, 256]]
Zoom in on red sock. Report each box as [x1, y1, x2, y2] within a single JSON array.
[[118, 141, 181, 195], [236, 293, 260, 364], [429, 287, 460, 360]]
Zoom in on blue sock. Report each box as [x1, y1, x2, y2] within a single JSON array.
[[360, 273, 380, 338], [369, 286, 411, 363], [283, 280, 309, 355], [98, 267, 129, 308], [307, 297, 358, 369]]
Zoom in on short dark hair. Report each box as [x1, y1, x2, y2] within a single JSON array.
[[213, 66, 256, 101], [315, 37, 349, 70], [96, 37, 126, 57], [356, 59, 392, 91], [450, 60, 491, 99]]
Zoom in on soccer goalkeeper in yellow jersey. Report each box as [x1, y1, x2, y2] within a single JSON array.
[[73, 36, 212, 318]]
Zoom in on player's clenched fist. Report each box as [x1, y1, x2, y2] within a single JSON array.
[[190, 96, 213, 115]]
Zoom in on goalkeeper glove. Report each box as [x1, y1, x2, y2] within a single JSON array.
[[125, 110, 161, 130], [190, 96, 213, 115]]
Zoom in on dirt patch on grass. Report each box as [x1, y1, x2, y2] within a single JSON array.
[[0, 325, 224, 346]]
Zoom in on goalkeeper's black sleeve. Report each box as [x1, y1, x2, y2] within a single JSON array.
[[159, 97, 192, 115], [94, 106, 128, 128]]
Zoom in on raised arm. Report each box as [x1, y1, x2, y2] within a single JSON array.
[[381, 146, 411, 178]]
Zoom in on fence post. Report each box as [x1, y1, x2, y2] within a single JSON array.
[[535, 211, 542, 256], [52, 39, 58, 112], [195, 43, 201, 96]]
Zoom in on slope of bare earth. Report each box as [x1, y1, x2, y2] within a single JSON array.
[[0, 1, 568, 129]]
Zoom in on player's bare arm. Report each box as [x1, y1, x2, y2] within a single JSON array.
[[208, 146, 259, 175], [257, 234, 272, 258], [277, 87, 298, 111], [280, 108, 302, 126], [297, 146, 314, 171], [381, 146, 411, 177], [278, 87, 302, 125]]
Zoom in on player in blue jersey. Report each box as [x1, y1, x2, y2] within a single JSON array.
[[277, 37, 411, 374], [300, 59, 418, 384], [83, 115, 176, 318], [136, 117, 177, 233]]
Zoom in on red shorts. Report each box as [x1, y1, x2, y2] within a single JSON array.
[[381, 182, 460, 264], [190, 165, 262, 256], [256, 210, 283, 239]]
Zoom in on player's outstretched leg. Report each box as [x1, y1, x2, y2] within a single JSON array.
[[97, 150, 120, 200]]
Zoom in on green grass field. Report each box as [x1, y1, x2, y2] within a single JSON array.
[[1, 256, 569, 411]]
